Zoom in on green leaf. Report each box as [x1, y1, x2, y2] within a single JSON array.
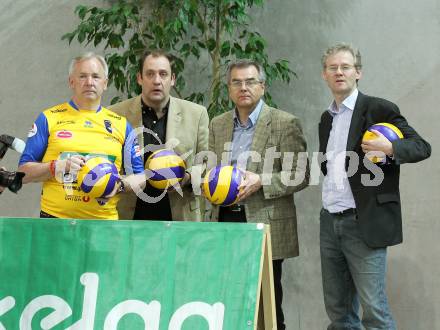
[[75, 5, 88, 19], [206, 38, 216, 51], [178, 9, 189, 28], [128, 54, 137, 65], [175, 76, 186, 91], [180, 43, 191, 56], [220, 41, 230, 57], [111, 96, 122, 105], [190, 46, 200, 58], [94, 33, 103, 46], [61, 32, 76, 44], [173, 20, 182, 33], [78, 30, 86, 43]]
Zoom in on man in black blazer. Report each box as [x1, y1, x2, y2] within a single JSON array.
[[319, 43, 431, 330]]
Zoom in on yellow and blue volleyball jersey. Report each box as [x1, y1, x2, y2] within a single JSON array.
[[19, 101, 144, 220]]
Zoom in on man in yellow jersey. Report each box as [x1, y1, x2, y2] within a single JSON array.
[[18, 53, 145, 219]]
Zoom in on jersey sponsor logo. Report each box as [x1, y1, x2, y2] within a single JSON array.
[[28, 123, 38, 137], [104, 120, 112, 133], [134, 144, 141, 157], [57, 120, 75, 125], [65, 195, 83, 202], [50, 108, 68, 113], [84, 120, 94, 128], [64, 195, 91, 203], [108, 113, 122, 120], [56, 130, 73, 139], [63, 184, 80, 191]]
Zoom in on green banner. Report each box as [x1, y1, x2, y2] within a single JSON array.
[[0, 218, 265, 329]]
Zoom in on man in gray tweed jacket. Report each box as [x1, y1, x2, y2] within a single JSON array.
[[208, 59, 309, 329]]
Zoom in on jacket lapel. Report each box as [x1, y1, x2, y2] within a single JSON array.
[[248, 104, 271, 172], [217, 111, 234, 164], [165, 96, 182, 149], [319, 112, 333, 153], [129, 95, 143, 128], [346, 92, 367, 152]]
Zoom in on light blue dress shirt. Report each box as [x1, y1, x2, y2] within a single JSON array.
[[322, 89, 359, 213], [230, 99, 264, 169]]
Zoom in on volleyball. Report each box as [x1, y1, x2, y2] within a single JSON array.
[[362, 122, 403, 163], [146, 149, 186, 189], [77, 157, 119, 198], [203, 165, 243, 206]]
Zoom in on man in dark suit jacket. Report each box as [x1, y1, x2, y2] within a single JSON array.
[[319, 43, 431, 329]]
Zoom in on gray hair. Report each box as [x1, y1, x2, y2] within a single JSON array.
[[321, 43, 362, 70], [68, 52, 108, 78], [226, 59, 266, 83]]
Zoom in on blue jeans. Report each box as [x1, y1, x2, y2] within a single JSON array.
[[320, 208, 396, 330]]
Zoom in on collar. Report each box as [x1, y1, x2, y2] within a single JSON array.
[[141, 98, 170, 116], [233, 99, 264, 127], [327, 89, 358, 116], [69, 100, 102, 112]]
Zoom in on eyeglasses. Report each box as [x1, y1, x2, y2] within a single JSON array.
[[326, 65, 356, 73], [229, 79, 262, 89]]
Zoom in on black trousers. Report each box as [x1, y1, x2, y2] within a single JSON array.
[[133, 189, 172, 221], [218, 206, 286, 329], [40, 210, 57, 218]]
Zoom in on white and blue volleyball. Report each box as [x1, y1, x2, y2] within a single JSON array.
[[146, 149, 186, 189], [203, 165, 243, 206], [77, 157, 119, 198]]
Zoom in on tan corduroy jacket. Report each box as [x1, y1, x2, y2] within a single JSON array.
[[109, 95, 209, 221]]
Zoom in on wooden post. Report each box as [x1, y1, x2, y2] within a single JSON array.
[[254, 225, 277, 329]]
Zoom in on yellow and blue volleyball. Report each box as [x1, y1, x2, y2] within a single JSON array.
[[146, 149, 186, 189], [362, 122, 403, 142], [77, 157, 119, 198], [203, 165, 243, 206], [362, 123, 403, 163]]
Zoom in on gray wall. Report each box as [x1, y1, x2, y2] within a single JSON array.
[[0, 1, 438, 329]]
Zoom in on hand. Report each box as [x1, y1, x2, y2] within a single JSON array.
[[180, 171, 191, 187], [104, 179, 122, 198], [0, 167, 5, 194], [167, 172, 190, 193], [54, 155, 86, 182], [122, 173, 147, 194], [96, 178, 122, 205], [361, 129, 394, 157], [236, 170, 262, 202], [200, 182, 207, 197]]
